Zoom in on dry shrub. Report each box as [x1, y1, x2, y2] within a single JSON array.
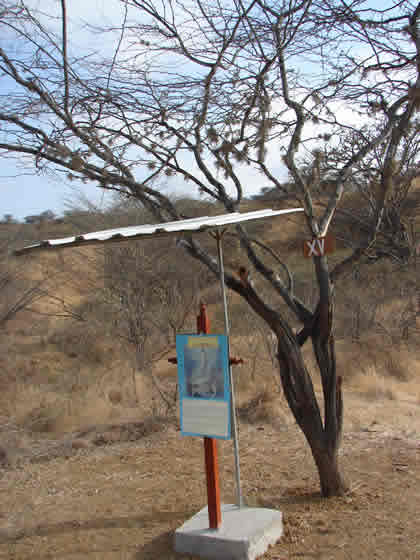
[[91, 415, 171, 447], [383, 347, 417, 381], [338, 337, 418, 384], [351, 367, 397, 401], [21, 404, 58, 433], [0, 356, 156, 439], [229, 331, 281, 395], [2, 378, 113, 436], [0, 414, 32, 466], [3, 384, 68, 434], [237, 389, 280, 425], [70, 438, 90, 450], [108, 388, 123, 404], [333, 340, 364, 382], [362, 383, 396, 402], [53, 371, 155, 434], [54, 390, 116, 434], [98, 365, 152, 409], [330, 338, 389, 384], [48, 322, 109, 365], [0, 444, 9, 467]]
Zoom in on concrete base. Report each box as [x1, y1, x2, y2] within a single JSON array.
[[174, 503, 283, 560]]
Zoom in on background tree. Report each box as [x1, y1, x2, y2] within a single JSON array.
[[2, 213, 16, 224], [0, 233, 48, 328], [103, 237, 210, 409], [1, 0, 419, 496]]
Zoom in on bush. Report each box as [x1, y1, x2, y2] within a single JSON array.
[[48, 323, 109, 365], [237, 389, 278, 425]]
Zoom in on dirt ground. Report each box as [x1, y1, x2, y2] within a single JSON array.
[[1, 390, 419, 560]]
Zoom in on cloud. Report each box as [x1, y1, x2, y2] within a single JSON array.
[[24, 0, 127, 55]]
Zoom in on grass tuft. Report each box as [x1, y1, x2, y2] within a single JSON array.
[[237, 389, 279, 424]]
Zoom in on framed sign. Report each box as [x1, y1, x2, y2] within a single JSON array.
[[176, 334, 231, 439]]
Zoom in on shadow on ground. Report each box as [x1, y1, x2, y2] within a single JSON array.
[[0, 510, 192, 545], [136, 530, 175, 560]]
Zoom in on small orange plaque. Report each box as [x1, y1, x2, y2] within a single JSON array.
[[303, 233, 335, 257]]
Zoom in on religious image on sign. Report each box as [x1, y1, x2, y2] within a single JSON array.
[[184, 340, 224, 398], [176, 334, 231, 439]]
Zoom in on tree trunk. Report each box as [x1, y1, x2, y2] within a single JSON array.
[[218, 262, 349, 497], [275, 322, 348, 497], [310, 445, 348, 497]]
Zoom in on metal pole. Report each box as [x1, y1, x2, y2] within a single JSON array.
[[216, 230, 243, 508]]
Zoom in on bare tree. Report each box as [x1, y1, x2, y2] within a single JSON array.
[[1, 0, 419, 496], [102, 237, 210, 408], [0, 207, 58, 328], [0, 248, 44, 328]]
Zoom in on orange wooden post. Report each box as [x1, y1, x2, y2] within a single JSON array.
[[197, 303, 222, 530]]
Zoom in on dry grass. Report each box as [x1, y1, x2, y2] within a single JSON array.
[[3, 207, 418, 430], [2, 212, 420, 558], [352, 367, 397, 401], [47, 322, 111, 365], [237, 389, 284, 425], [0, 355, 157, 444], [2, 300, 418, 452], [2, 219, 420, 458], [0, 401, 419, 559]]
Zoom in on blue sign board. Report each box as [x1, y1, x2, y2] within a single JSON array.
[[176, 334, 231, 439]]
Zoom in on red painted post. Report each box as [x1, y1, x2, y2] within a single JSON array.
[[197, 303, 222, 530]]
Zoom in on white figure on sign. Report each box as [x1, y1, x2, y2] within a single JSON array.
[[184, 344, 224, 398]]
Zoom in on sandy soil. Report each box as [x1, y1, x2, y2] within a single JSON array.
[[1, 390, 419, 560]]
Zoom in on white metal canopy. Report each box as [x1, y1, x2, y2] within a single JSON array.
[[14, 207, 304, 255]]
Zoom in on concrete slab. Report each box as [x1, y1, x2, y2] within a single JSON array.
[[174, 503, 283, 560]]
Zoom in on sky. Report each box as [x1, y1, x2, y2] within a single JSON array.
[[0, 167, 114, 220], [0, 0, 409, 222], [0, 0, 272, 221], [0, 0, 285, 222], [0, 0, 123, 221]]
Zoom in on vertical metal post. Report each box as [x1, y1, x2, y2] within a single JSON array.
[[216, 230, 243, 508], [197, 304, 222, 530]]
